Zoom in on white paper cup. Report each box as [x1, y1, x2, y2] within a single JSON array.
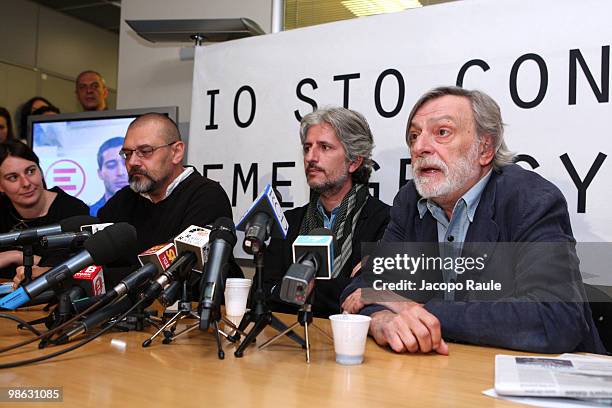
[[329, 314, 371, 365], [224, 278, 252, 317]]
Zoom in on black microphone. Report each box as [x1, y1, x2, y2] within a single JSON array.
[[53, 263, 159, 344], [236, 184, 288, 254], [140, 251, 198, 304], [0, 223, 137, 310], [0, 215, 98, 248], [105, 262, 159, 302], [54, 295, 135, 344], [199, 217, 237, 330], [158, 280, 182, 307], [39, 231, 91, 250]]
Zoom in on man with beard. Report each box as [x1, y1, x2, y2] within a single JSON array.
[[263, 107, 390, 317], [98, 113, 241, 280], [341, 86, 605, 355]]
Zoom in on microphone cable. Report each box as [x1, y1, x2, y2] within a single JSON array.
[[0, 292, 121, 354], [0, 294, 149, 369], [0, 262, 157, 354], [0, 313, 42, 336]]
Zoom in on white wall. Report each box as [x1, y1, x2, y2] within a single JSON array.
[[0, 0, 119, 117], [117, 0, 273, 126]]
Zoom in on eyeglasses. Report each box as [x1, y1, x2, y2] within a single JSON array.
[[119, 142, 177, 160]]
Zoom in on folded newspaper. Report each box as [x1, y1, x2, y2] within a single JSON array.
[[495, 354, 612, 399]]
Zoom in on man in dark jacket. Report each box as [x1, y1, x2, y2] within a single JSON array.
[[342, 86, 605, 355], [264, 107, 389, 317]]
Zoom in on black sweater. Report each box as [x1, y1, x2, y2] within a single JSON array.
[[99, 170, 242, 285]]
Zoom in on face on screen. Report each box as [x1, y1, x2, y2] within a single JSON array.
[[98, 145, 128, 197]]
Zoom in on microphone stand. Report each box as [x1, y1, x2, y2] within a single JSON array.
[[143, 271, 245, 359], [22, 244, 34, 284], [230, 245, 305, 357], [113, 304, 161, 333], [258, 291, 332, 363]]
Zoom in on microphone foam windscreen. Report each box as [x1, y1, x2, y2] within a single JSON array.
[[84, 222, 138, 264], [210, 217, 237, 247], [60, 215, 100, 232]]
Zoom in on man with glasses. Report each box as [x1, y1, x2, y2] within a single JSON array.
[[98, 113, 239, 278], [75, 70, 108, 111]]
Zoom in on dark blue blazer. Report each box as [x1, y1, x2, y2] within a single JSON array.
[[343, 164, 606, 354]]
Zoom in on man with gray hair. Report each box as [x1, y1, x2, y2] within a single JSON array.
[[75, 70, 108, 111], [264, 106, 390, 317], [342, 86, 605, 355]]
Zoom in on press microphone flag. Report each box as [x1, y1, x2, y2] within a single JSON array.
[[0, 223, 138, 310], [281, 228, 334, 305], [0, 215, 98, 248], [138, 243, 178, 274], [72, 265, 106, 297], [174, 225, 211, 272], [236, 184, 288, 254], [291, 228, 334, 279]]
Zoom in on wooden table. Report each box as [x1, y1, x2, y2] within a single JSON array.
[[0, 307, 532, 407]]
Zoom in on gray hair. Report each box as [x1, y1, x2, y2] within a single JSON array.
[[406, 86, 515, 170], [300, 106, 374, 184]]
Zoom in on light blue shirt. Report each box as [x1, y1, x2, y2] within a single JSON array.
[[417, 170, 492, 300], [316, 200, 341, 230]]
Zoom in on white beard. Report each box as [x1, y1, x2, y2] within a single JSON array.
[[413, 140, 480, 200]]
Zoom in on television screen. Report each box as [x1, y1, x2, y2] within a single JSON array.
[[27, 107, 178, 216]]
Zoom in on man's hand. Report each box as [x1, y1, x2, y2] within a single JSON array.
[[369, 306, 448, 355], [350, 261, 362, 278], [342, 288, 365, 313], [13, 265, 50, 290], [0, 250, 23, 268]]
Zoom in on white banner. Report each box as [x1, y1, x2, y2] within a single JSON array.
[[189, 0, 612, 243]]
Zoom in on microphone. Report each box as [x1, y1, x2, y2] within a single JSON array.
[[106, 262, 158, 301], [0, 215, 98, 248], [199, 217, 237, 330], [54, 295, 135, 344], [158, 280, 182, 307], [140, 252, 198, 304], [40, 231, 91, 250], [280, 228, 334, 305], [53, 263, 159, 344], [236, 184, 288, 254], [0, 223, 138, 310], [174, 225, 211, 272]]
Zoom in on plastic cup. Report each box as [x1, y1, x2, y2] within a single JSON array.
[[329, 314, 371, 365], [224, 278, 252, 317]]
